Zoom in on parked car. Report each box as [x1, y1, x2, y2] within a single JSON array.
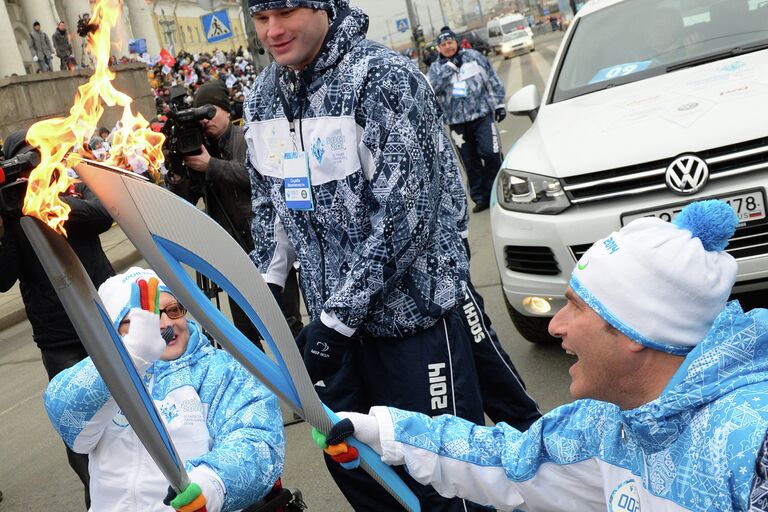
[[499, 29, 535, 59], [491, 0, 768, 343], [456, 29, 492, 56]]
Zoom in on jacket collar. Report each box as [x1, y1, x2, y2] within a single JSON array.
[[621, 301, 768, 452]]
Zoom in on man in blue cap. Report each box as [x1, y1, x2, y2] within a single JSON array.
[[428, 26, 506, 213], [324, 200, 768, 511]]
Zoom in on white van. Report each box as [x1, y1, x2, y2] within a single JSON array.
[[487, 14, 534, 54]]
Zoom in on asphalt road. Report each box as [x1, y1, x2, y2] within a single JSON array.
[[0, 31, 569, 511]]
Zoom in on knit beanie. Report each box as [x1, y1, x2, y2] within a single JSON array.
[[248, 0, 347, 19], [570, 200, 739, 355], [98, 267, 173, 330], [193, 80, 231, 112], [436, 26, 457, 45]]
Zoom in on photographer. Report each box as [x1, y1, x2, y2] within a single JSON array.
[[168, 81, 303, 347], [0, 129, 115, 509]]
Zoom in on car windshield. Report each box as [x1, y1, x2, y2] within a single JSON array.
[[553, 0, 768, 102], [502, 21, 526, 33], [507, 30, 529, 40]]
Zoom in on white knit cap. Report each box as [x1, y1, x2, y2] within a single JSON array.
[[570, 200, 739, 355], [97, 267, 172, 330]]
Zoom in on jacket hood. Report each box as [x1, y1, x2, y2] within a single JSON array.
[[623, 301, 768, 452], [153, 320, 214, 376]]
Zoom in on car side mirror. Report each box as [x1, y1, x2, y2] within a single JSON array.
[[507, 84, 541, 122]]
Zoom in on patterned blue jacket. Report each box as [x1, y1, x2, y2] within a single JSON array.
[[368, 302, 768, 510], [243, 5, 469, 337], [44, 322, 285, 512], [427, 49, 506, 126]]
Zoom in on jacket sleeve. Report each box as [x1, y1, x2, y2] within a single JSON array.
[[43, 357, 119, 454], [441, 128, 469, 237], [61, 185, 114, 237], [322, 62, 449, 332], [478, 53, 506, 109], [207, 127, 250, 190], [187, 354, 285, 511], [0, 221, 21, 292], [369, 402, 614, 510]]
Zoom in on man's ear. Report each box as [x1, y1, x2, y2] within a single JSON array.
[[623, 337, 647, 354]]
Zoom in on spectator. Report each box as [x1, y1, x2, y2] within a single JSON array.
[[245, 1, 487, 510], [0, 129, 116, 509], [326, 200, 768, 511], [29, 21, 54, 72], [51, 21, 74, 71], [169, 80, 304, 346], [44, 267, 285, 511]]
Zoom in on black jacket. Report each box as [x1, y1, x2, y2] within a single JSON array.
[[0, 184, 114, 348], [171, 123, 254, 251]]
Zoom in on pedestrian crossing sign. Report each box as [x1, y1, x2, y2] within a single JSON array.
[[201, 9, 233, 43]]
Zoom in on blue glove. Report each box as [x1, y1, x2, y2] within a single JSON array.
[[494, 107, 507, 123], [296, 318, 349, 382]]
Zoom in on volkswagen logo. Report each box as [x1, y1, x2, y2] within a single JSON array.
[[665, 154, 709, 195]]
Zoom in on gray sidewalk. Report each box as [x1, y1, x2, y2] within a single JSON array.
[[0, 223, 141, 330]]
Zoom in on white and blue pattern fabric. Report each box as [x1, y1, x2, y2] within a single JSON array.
[[44, 321, 285, 512], [369, 302, 768, 511], [427, 49, 506, 126], [244, 6, 469, 337]]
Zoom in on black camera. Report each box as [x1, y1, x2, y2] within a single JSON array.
[[76, 13, 96, 38], [0, 151, 39, 218], [161, 86, 216, 179]]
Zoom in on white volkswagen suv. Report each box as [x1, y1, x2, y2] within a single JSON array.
[[491, 0, 768, 343]]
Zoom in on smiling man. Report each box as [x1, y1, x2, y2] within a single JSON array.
[[325, 200, 768, 511], [243, 1, 489, 510]]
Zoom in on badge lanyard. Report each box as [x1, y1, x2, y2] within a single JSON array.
[[276, 70, 314, 211]]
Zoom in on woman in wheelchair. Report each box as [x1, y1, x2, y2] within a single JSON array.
[[44, 267, 286, 512]]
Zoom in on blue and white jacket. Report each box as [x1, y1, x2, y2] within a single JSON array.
[[44, 322, 285, 512], [427, 49, 506, 126], [243, 5, 468, 337], [368, 302, 768, 511]]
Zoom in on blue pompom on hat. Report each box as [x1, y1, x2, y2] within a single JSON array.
[[571, 200, 739, 354]]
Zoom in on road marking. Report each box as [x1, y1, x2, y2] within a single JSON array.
[[0, 391, 43, 418]]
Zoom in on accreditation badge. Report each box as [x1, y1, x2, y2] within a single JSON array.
[[283, 151, 314, 211], [452, 80, 468, 98]]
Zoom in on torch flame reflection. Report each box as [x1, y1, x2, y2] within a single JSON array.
[[23, 0, 165, 235]]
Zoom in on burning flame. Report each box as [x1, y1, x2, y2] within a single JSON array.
[[23, 0, 165, 235]]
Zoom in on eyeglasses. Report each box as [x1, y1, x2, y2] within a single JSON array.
[[159, 303, 187, 319]]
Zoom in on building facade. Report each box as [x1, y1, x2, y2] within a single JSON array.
[[0, 0, 249, 78]]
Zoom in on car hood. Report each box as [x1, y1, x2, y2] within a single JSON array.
[[504, 52, 768, 178]]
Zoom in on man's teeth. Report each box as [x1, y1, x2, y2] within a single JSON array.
[[565, 350, 576, 356]]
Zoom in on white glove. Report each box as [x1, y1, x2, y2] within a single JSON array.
[[338, 411, 382, 455], [33, 55, 39, 62], [188, 465, 226, 512], [122, 308, 165, 374]]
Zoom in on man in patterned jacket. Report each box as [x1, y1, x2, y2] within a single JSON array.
[[243, 0, 488, 510], [428, 26, 506, 213], [326, 200, 768, 511]]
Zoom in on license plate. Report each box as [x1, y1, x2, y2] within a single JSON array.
[[621, 190, 766, 226]]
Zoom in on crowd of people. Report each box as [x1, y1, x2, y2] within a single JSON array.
[[5, 1, 768, 511]]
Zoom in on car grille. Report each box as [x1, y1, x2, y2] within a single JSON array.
[[505, 246, 560, 275], [569, 220, 768, 262], [561, 136, 768, 204]]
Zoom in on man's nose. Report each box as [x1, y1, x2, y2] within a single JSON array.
[[548, 309, 565, 338], [265, 17, 286, 39]]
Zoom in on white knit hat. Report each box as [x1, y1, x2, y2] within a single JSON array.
[[571, 200, 739, 355], [97, 267, 172, 330]]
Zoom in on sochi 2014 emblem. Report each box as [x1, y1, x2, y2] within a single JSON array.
[[609, 479, 640, 512]]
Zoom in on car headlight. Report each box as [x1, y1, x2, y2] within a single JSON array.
[[496, 169, 570, 214]]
